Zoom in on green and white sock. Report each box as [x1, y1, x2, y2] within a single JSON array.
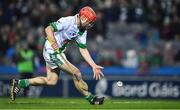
[[18, 79, 29, 88], [85, 92, 95, 102]]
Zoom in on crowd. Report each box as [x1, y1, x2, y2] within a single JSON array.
[[0, 0, 180, 71]]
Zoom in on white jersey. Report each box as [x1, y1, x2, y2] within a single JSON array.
[[43, 14, 87, 69], [44, 14, 87, 52]]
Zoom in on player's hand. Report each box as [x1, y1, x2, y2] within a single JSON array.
[[92, 65, 104, 80], [55, 48, 62, 54]]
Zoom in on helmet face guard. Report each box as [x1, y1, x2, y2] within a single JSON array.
[[79, 6, 96, 29], [80, 16, 95, 29]]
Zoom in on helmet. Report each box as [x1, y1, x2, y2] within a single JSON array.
[[79, 6, 97, 23]]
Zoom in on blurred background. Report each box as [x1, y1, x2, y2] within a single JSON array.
[[0, 0, 180, 99]]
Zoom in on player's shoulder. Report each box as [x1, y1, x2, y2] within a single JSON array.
[[57, 15, 76, 25]]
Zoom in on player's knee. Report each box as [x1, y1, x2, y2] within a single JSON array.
[[74, 69, 81, 77], [74, 68, 80, 74], [73, 72, 82, 81], [46, 79, 58, 86], [47, 80, 57, 86]]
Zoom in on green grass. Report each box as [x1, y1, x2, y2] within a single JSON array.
[[0, 97, 180, 110]]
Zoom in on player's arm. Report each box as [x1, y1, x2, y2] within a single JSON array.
[[45, 25, 59, 51], [79, 47, 104, 80], [45, 19, 66, 53]]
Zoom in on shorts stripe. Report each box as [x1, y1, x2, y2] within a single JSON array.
[[49, 53, 64, 66]]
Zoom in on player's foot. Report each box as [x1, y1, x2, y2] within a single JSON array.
[[10, 79, 20, 101], [89, 96, 105, 105]]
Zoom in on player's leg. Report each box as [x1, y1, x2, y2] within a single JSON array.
[[60, 62, 89, 96], [58, 53, 104, 105], [28, 67, 60, 86], [20, 72, 33, 96], [10, 66, 60, 101]]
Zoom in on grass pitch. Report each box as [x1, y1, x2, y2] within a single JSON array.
[[0, 97, 180, 110]]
